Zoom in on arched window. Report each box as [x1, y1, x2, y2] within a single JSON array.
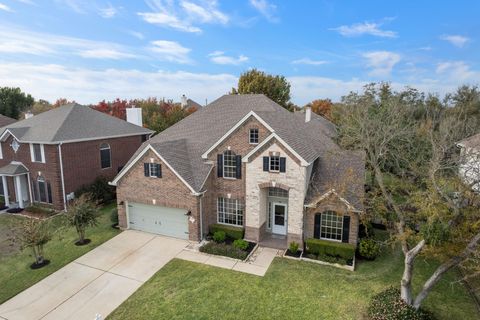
[[100, 143, 111, 169], [223, 150, 236, 178]]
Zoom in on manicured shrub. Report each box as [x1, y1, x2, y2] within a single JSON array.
[[76, 176, 115, 205], [213, 231, 226, 243], [305, 238, 355, 260], [210, 224, 244, 240], [233, 239, 249, 250], [289, 241, 299, 254], [110, 208, 119, 225], [368, 287, 435, 320], [199, 242, 248, 260], [358, 238, 381, 260]]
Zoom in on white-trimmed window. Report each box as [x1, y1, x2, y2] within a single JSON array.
[[34, 176, 52, 204], [100, 143, 111, 169], [223, 150, 237, 178], [0, 142, 3, 159], [269, 155, 280, 172], [144, 163, 161, 178], [30, 143, 45, 163], [320, 211, 343, 241], [249, 128, 259, 144], [217, 197, 243, 226]]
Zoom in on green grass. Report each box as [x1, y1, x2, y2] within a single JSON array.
[[108, 232, 478, 320], [0, 203, 120, 304]]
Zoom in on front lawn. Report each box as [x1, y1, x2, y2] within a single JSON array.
[[0, 203, 120, 304], [108, 234, 478, 319]]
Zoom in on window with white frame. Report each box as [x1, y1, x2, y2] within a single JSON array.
[[100, 143, 111, 169], [148, 163, 160, 177], [320, 211, 343, 241], [30, 143, 45, 163], [217, 197, 243, 226], [223, 150, 237, 178], [269, 155, 280, 172], [249, 128, 259, 144], [34, 176, 52, 203]]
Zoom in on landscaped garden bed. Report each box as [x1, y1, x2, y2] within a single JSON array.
[[24, 204, 57, 219], [199, 224, 256, 260]]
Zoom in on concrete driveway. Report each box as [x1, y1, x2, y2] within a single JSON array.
[[0, 230, 189, 320]]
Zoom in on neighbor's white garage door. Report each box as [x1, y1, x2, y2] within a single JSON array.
[[127, 203, 189, 239]]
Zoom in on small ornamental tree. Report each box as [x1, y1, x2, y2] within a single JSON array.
[[66, 194, 99, 245], [18, 218, 52, 267]]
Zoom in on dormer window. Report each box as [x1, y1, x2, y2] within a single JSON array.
[[249, 128, 259, 144]]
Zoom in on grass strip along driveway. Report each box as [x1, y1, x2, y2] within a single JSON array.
[[0, 203, 120, 304], [108, 238, 478, 319]]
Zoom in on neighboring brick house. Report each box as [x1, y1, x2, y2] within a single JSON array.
[[0, 104, 152, 211], [111, 94, 365, 248]]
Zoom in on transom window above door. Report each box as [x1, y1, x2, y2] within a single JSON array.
[[249, 128, 259, 144]]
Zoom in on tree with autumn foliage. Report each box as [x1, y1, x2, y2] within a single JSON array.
[[92, 99, 130, 120], [304, 98, 334, 121]]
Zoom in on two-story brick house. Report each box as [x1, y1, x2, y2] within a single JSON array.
[[0, 103, 152, 211], [111, 94, 364, 248]]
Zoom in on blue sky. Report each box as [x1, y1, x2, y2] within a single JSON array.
[[0, 0, 478, 105]]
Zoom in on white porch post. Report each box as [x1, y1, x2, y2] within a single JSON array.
[[2, 175, 9, 207], [15, 175, 24, 208]]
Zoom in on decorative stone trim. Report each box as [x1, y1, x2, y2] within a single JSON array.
[[258, 181, 290, 191]]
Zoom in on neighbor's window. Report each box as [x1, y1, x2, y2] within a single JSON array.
[[217, 197, 243, 226], [31, 143, 45, 163], [249, 128, 259, 144], [223, 150, 237, 178], [320, 211, 343, 241], [269, 155, 280, 172], [100, 143, 111, 169]]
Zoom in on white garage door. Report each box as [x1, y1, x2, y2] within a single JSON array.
[[127, 203, 189, 239]]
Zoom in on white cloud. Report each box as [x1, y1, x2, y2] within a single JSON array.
[[0, 25, 137, 59], [127, 30, 145, 40], [0, 63, 237, 104], [249, 0, 278, 22], [138, 0, 228, 33], [208, 51, 248, 65], [436, 61, 477, 82], [440, 34, 469, 48], [149, 40, 192, 64], [0, 3, 13, 12], [292, 58, 328, 66], [330, 21, 397, 38], [98, 3, 119, 18], [362, 51, 401, 77]]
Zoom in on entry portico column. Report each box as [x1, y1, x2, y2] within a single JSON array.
[[15, 175, 24, 209], [2, 175, 9, 207]]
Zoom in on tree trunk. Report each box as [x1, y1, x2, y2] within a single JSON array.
[[401, 240, 425, 304], [79, 228, 85, 244], [412, 232, 480, 309]]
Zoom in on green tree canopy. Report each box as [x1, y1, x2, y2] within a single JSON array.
[[0, 87, 34, 119], [234, 69, 292, 110]]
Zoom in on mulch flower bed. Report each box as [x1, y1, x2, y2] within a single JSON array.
[[284, 249, 302, 258], [200, 236, 256, 260]]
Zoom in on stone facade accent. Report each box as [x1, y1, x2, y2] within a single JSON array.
[[245, 140, 307, 245], [304, 196, 359, 245], [0, 134, 146, 210], [116, 149, 201, 241]]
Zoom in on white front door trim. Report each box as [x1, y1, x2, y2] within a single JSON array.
[[271, 202, 287, 235]]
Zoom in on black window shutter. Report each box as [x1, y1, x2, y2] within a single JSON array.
[[235, 155, 242, 179], [314, 213, 321, 239], [156, 164, 162, 178], [144, 163, 149, 177], [342, 215, 351, 243], [280, 157, 286, 172], [217, 154, 223, 177], [47, 182, 53, 204], [263, 157, 269, 171]]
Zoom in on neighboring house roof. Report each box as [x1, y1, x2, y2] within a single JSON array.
[[186, 98, 202, 109], [458, 132, 480, 149], [113, 94, 348, 194], [0, 103, 153, 144], [0, 114, 16, 127], [304, 149, 366, 212]]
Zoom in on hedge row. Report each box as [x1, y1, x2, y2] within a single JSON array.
[[209, 224, 244, 240], [305, 238, 355, 260], [199, 242, 248, 260]]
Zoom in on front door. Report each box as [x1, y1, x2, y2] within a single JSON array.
[[272, 203, 287, 235]]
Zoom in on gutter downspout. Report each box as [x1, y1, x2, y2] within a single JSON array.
[[197, 190, 207, 241], [58, 143, 67, 211]]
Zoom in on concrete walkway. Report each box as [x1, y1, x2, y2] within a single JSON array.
[[177, 246, 280, 276], [0, 230, 189, 320]]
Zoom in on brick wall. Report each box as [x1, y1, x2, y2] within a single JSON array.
[[304, 197, 359, 246], [116, 149, 201, 241]]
